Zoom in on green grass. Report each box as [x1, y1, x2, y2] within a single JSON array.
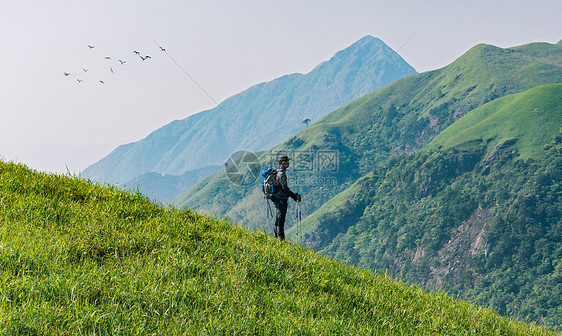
[[0, 161, 555, 335], [425, 84, 562, 158]]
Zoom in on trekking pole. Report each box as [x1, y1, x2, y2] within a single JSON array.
[[299, 202, 302, 242], [295, 203, 299, 241], [296, 200, 302, 242]]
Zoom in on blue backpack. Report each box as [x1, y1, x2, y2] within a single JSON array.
[[261, 168, 278, 199]]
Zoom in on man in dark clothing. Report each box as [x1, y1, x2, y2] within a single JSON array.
[[272, 155, 301, 240]]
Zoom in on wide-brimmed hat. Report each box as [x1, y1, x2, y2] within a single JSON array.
[[278, 155, 292, 163]]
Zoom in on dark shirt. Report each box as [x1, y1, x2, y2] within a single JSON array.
[[273, 165, 298, 201]]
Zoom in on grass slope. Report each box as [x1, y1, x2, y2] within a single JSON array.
[[425, 84, 562, 158], [174, 41, 562, 232], [0, 161, 555, 335]]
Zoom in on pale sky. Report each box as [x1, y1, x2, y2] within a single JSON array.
[[1, 0, 560, 174]]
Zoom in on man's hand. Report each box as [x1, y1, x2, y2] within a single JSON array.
[[296, 194, 302, 202]]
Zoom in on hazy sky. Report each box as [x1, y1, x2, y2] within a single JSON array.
[[1, 0, 560, 174]]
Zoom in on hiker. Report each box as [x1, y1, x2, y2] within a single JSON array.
[[271, 155, 301, 240]]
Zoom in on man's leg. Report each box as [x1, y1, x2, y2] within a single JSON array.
[[274, 198, 288, 240]]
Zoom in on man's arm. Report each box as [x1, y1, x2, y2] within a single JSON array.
[[278, 172, 298, 201]]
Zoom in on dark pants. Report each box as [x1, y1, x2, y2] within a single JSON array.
[[273, 198, 288, 240]]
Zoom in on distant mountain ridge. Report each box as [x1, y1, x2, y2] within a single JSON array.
[[124, 165, 221, 203], [173, 41, 562, 228], [82, 36, 417, 185]]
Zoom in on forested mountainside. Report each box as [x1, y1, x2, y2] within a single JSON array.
[[292, 84, 562, 329]]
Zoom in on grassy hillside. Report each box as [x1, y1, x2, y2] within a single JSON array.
[[296, 83, 562, 246], [174, 41, 562, 232], [0, 161, 555, 335], [425, 84, 562, 158], [291, 84, 562, 330]]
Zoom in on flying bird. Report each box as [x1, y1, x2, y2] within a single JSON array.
[[105, 56, 111, 60], [99, 80, 105, 84], [160, 47, 166, 52], [110, 67, 114, 74], [133, 50, 140, 55], [64, 72, 71, 76], [118, 60, 126, 65], [140, 55, 151, 61], [88, 45, 95, 49], [77, 79, 83, 83], [83, 68, 88, 72]]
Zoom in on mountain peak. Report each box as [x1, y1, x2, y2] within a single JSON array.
[[309, 35, 407, 74], [83, 36, 417, 186], [323, 35, 404, 71], [354, 35, 385, 46], [338, 35, 391, 54]]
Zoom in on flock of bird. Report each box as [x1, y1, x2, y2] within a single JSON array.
[[63, 44, 165, 84]]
